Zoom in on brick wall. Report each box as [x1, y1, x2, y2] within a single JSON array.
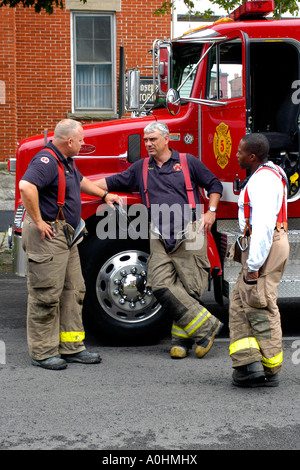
[[15, 7, 72, 142], [117, 1, 170, 70], [0, 7, 17, 163], [0, 1, 171, 162]]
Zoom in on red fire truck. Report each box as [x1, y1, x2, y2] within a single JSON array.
[[10, 1, 300, 342]]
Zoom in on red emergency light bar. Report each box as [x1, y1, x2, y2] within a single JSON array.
[[230, 0, 275, 20]]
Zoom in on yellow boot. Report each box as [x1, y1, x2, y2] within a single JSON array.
[[170, 345, 189, 359], [195, 320, 223, 358]]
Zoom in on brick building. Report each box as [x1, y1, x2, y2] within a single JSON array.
[[0, 1, 172, 162]]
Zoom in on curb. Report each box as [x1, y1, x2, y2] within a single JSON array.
[[0, 231, 9, 251]]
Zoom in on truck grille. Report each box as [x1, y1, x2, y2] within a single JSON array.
[[14, 205, 25, 230]]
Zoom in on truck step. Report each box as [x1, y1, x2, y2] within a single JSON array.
[[223, 261, 300, 298], [218, 219, 300, 298], [223, 229, 300, 266]]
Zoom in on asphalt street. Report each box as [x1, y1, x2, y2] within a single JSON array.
[[0, 210, 13, 232], [0, 212, 299, 452], [1, 265, 300, 451]]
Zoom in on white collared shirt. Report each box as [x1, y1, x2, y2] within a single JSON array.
[[238, 162, 287, 271]]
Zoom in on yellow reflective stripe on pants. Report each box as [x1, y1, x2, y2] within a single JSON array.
[[184, 308, 211, 336], [171, 325, 189, 338], [229, 337, 260, 356], [262, 351, 283, 368], [60, 331, 85, 342]]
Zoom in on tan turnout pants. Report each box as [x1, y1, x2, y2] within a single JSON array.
[[147, 223, 220, 346], [229, 229, 289, 375], [22, 215, 86, 360]]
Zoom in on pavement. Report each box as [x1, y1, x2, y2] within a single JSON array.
[[0, 211, 14, 273], [0, 210, 14, 252], [0, 210, 14, 231], [0, 165, 15, 252]]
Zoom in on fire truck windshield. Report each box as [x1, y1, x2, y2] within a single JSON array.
[[153, 43, 203, 109]]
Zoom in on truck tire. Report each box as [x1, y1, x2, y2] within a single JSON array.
[[79, 234, 170, 344]]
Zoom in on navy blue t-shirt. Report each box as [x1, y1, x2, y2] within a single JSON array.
[[106, 149, 223, 250], [21, 142, 83, 228]]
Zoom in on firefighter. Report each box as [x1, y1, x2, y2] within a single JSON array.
[[19, 119, 120, 370], [95, 121, 224, 359], [229, 133, 290, 387]]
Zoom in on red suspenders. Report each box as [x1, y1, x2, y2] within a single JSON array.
[[142, 156, 150, 209], [41, 148, 84, 247], [142, 153, 196, 208], [180, 153, 196, 209], [142, 153, 222, 277], [243, 165, 288, 235], [42, 148, 66, 221]]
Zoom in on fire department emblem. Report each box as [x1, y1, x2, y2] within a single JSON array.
[[213, 122, 232, 169], [173, 163, 182, 172]]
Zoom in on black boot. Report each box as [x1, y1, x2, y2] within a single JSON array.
[[265, 372, 280, 387], [61, 350, 101, 364], [32, 356, 67, 370], [232, 361, 266, 387]]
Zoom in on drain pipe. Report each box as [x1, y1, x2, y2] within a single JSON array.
[[44, 128, 48, 146]]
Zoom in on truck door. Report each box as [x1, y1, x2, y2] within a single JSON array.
[[200, 31, 250, 217]]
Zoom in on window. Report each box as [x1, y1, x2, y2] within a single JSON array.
[[173, 43, 202, 98], [154, 43, 203, 109], [73, 13, 116, 113], [207, 40, 243, 100]]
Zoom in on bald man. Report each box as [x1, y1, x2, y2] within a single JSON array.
[[20, 119, 120, 369]]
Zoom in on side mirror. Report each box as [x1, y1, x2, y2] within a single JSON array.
[[127, 69, 140, 111], [166, 88, 181, 116], [157, 43, 172, 95]]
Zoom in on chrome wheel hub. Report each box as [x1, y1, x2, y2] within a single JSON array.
[[96, 250, 160, 323]]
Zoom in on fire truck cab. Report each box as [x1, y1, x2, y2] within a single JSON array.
[[11, 1, 300, 342]]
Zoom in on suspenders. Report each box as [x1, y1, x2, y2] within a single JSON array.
[[243, 165, 288, 237], [179, 153, 196, 209], [142, 156, 151, 209], [142, 153, 222, 279], [142, 153, 196, 209], [43, 148, 66, 222], [42, 148, 84, 247]]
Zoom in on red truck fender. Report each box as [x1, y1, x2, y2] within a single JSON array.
[[207, 231, 222, 277]]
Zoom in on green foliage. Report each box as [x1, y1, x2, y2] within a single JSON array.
[[0, 0, 86, 14], [154, 0, 299, 19], [154, 0, 211, 17], [154, 1, 173, 16], [0, 0, 298, 18]]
